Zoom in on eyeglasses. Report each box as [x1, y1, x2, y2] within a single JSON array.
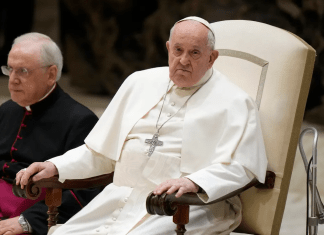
[[1, 65, 51, 78]]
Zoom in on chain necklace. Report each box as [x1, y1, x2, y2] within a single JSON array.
[[145, 78, 209, 157]]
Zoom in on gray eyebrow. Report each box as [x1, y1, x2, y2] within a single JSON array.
[[172, 43, 203, 51]]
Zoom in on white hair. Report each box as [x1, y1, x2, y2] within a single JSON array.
[[12, 32, 63, 81], [169, 20, 215, 50]]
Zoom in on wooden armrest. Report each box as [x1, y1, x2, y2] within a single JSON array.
[[12, 173, 114, 200], [12, 173, 114, 230], [146, 171, 275, 234], [146, 171, 275, 216]]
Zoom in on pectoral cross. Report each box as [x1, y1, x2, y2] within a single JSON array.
[[145, 132, 163, 157]]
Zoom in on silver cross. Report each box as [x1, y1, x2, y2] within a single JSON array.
[[145, 133, 163, 157]]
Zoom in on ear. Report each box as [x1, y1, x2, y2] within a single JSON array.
[[207, 50, 219, 69], [46, 65, 58, 86], [166, 41, 170, 52]]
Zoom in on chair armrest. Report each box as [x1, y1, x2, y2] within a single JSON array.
[[12, 173, 114, 230], [146, 171, 275, 216], [12, 173, 114, 200]]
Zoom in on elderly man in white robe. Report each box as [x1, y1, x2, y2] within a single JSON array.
[[17, 16, 267, 235]]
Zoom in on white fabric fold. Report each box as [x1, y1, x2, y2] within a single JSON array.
[[84, 67, 267, 182], [45, 66, 267, 235], [185, 160, 254, 203], [47, 144, 114, 183]]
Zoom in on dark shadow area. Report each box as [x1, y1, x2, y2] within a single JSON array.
[[1, 0, 323, 111]]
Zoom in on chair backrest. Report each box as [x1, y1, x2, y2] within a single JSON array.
[[211, 20, 315, 235]]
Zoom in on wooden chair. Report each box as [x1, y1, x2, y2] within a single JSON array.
[[13, 20, 315, 234]]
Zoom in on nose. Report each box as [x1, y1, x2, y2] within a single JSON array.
[[9, 70, 20, 84], [179, 52, 190, 66]]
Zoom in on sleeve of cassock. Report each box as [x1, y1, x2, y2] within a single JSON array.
[[21, 107, 101, 233], [185, 161, 254, 203], [0, 160, 5, 178], [185, 91, 267, 203], [2, 162, 30, 182], [2, 106, 99, 180], [48, 144, 115, 183], [63, 110, 99, 152]]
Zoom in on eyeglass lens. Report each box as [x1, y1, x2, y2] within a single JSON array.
[[1, 66, 29, 77]]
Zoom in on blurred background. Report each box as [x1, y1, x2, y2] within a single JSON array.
[[1, 0, 323, 102], [1, 0, 324, 234]]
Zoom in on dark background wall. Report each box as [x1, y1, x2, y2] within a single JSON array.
[[1, 0, 323, 110]]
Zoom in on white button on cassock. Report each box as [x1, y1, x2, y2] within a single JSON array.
[[112, 217, 116, 221], [171, 102, 175, 106], [167, 113, 171, 117]]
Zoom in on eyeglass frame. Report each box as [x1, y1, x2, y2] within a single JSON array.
[[1, 65, 52, 78]]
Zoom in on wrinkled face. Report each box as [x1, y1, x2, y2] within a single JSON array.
[[7, 42, 56, 107], [166, 21, 218, 87]]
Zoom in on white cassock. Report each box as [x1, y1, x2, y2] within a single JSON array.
[[48, 67, 268, 235]]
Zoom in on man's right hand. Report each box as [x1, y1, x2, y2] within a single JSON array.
[[15, 162, 58, 189]]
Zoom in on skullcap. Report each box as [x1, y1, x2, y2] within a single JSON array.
[[176, 16, 215, 38]]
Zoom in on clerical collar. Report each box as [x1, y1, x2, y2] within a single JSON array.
[[172, 68, 213, 90], [25, 83, 57, 111]]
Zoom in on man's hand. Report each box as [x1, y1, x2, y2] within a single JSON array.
[[153, 177, 199, 198], [16, 162, 58, 189], [0, 217, 24, 235]]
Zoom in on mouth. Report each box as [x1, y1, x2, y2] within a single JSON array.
[[176, 68, 191, 73], [9, 88, 22, 93]]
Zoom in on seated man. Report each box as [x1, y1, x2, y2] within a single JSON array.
[[0, 33, 101, 234], [18, 17, 268, 235]]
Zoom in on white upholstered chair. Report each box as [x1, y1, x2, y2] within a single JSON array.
[[147, 19, 316, 235], [211, 20, 315, 234], [13, 20, 315, 235]]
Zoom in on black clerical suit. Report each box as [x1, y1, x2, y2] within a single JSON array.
[[0, 84, 100, 234]]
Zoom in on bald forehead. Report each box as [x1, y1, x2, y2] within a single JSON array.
[[171, 20, 209, 41]]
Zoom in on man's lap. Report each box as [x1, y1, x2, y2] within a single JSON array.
[[0, 179, 46, 218], [49, 185, 241, 235], [49, 184, 133, 235], [129, 196, 242, 235]]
